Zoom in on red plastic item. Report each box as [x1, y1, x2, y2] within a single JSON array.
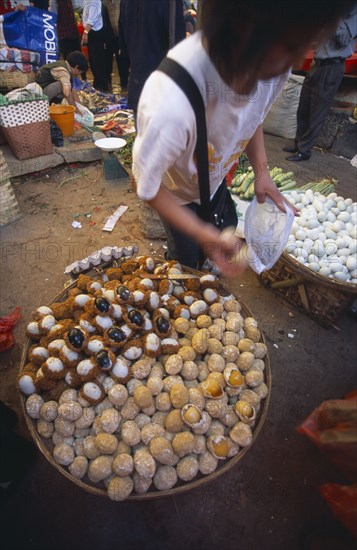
[[297, 393, 357, 481], [0, 306, 21, 351], [225, 162, 238, 187], [320, 483, 357, 538], [298, 49, 357, 75], [0, 1, 15, 15], [77, 21, 84, 36]]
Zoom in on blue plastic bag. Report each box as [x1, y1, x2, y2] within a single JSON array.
[[0, 7, 58, 66]]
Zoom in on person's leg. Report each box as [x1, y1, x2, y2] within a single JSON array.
[[88, 30, 110, 92], [160, 203, 201, 268], [116, 52, 130, 90], [60, 37, 81, 60], [294, 68, 315, 150], [104, 43, 114, 92], [297, 62, 345, 153], [42, 81, 63, 103]]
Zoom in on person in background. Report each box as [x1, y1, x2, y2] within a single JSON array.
[[81, 0, 116, 92], [103, 0, 130, 94], [30, 0, 49, 8], [284, 5, 357, 161], [0, 1, 48, 13], [132, 0, 356, 276], [35, 50, 88, 105], [118, 0, 185, 117], [183, 0, 196, 36], [0, 0, 28, 12], [49, 0, 81, 61]]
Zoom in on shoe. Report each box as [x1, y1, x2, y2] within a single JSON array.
[[282, 146, 297, 153], [286, 151, 311, 162]]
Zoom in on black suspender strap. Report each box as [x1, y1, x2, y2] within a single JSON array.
[[157, 57, 212, 224]]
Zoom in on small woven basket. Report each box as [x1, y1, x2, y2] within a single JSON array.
[[259, 252, 357, 328], [19, 261, 271, 500], [0, 70, 36, 91], [0, 95, 53, 160]]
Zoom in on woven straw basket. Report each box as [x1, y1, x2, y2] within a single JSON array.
[[0, 149, 21, 226], [0, 96, 53, 160], [260, 251, 357, 328], [19, 262, 271, 500], [0, 70, 36, 91]]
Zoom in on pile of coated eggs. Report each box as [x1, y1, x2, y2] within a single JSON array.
[[285, 191, 357, 283], [20, 257, 268, 501]]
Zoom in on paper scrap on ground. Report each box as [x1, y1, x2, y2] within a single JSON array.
[[72, 220, 82, 229], [102, 205, 128, 232]]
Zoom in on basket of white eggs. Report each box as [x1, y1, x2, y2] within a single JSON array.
[[19, 257, 271, 501], [260, 190, 357, 328]]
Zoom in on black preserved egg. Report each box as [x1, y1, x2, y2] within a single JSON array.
[[96, 350, 112, 371], [156, 315, 170, 333], [128, 309, 144, 327], [95, 297, 111, 313], [116, 285, 131, 301], [68, 328, 85, 349], [107, 326, 126, 343]]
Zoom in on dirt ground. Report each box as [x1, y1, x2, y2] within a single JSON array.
[[0, 134, 356, 550]]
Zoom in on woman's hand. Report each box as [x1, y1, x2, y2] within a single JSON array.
[[81, 27, 90, 46], [147, 186, 247, 277], [254, 173, 298, 215], [245, 124, 297, 215], [81, 33, 88, 46], [199, 224, 248, 277]]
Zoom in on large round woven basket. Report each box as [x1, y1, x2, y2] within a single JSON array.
[[260, 251, 357, 328], [19, 262, 271, 500]]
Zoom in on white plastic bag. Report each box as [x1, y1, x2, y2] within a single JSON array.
[[74, 102, 94, 127], [244, 197, 294, 274]]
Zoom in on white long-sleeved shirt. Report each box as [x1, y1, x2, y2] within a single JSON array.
[[82, 0, 103, 31]]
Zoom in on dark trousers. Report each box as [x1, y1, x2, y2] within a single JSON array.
[[59, 37, 81, 61], [88, 28, 113, 92], [160, 180, 238, 269], [295, 62, 345, 153], [115, 52, 130, 89]]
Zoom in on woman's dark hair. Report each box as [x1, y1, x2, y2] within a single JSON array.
[[201, 0, 356, 87], [67, 51, 89, 72]]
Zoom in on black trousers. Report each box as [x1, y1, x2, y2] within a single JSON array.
[[87, 28, 113, 92], [295, 61, 345, 153], [115, 52, 130, 89], [160, 180, 238, 269], [59, 37, 81, 61]]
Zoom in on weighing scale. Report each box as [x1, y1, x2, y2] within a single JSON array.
[[94, 137, 129, 181]]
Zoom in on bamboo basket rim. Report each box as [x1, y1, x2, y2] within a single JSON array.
[[281, 251, 357, 295], [19, 261, 271, 500]]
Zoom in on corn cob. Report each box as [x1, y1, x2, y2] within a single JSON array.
[[243, 180, 255, 200], [269, 167, 283, 179], [276, 171, 295, 185], [232, 172, 248, 187], [240, 172, 255, 193], [279, 180, 297, 192]]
